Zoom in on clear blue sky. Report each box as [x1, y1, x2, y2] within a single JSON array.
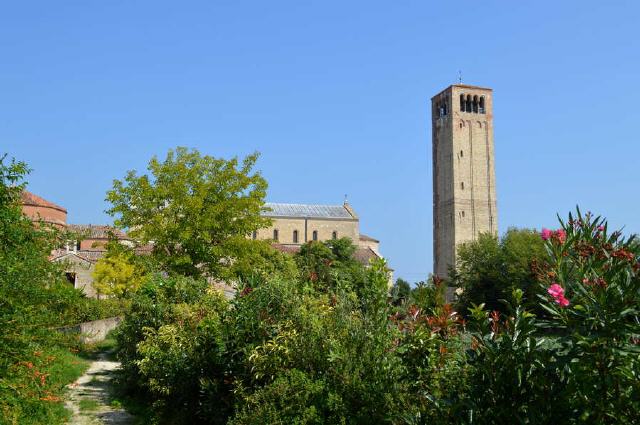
[[2, 1, 639, 282]]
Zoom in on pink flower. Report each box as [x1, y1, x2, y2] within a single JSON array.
[[547, 283, 564, 298], [597, 225, 605, 232], [541, 228, 553, 241], [555, 229, 567, 243], [547, 283, 570, 307]]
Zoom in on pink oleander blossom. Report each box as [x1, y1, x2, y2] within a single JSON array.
[[547, 283, 570, 307], [555, 229, 567, 243], [548, 283, 564, 298], [541, 228, 553, 241]]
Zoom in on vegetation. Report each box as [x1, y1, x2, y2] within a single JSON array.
[[450, 228, 547, 315], [0, 155, 109, 424], [113, 208, 640, 425], [4, 146, 640, 424], [106, 147, 271, 278]]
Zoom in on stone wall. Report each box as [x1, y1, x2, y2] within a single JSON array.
[[256, 216, 359, 246], [60, 316, 122, 344]]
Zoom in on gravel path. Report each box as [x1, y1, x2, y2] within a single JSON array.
[[65, 351, 135, 425]]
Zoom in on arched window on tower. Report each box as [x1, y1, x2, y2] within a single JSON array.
[[460, 94, 465, 112], [273, 229, 279, 241], [479, 96, 485, 114], [473, 95, 479, 113], [293, 230, 299, 243], [466, 95, 472, 113], [312, 230, 318, 241]]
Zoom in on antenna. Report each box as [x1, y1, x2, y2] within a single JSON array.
[[458, 70, 463, 84], [344, 194, 348, 205]]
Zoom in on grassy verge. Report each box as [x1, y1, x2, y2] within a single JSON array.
[[0, 346, 90, 425]]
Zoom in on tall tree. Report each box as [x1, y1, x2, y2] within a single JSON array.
[[106, 147, 271, 278], [450, 228, 547, 314]]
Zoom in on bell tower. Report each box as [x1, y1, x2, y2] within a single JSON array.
[[432, 84, 498, 279]]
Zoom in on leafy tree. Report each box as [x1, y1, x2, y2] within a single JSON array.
[[451, 228, 547, 314], [295, 238, 368, 294], [391, 277, 411, 304], [93, 249, 145, 298], [0, 155, 91, 422], [106, 147, 271, 278]]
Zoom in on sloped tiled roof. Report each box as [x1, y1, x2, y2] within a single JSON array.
[[271, 244, 381, 266], [359, 233, 379, 243], [20, 191, 67, 213], [67, 224, 129, 240], [263, 203, 354, 219], [50, 249, 105, 264]]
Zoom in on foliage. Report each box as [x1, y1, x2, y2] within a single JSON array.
[[93, 248, 146, 298], [0, 154, 97, 424], [228, 239, 299, 282], [451, 228, 547, 315], [295, 237, 368, 295], [390, 278, 411, 305], [535, 209, 640, 423], [463, 209, 640, 424], [106, 147, 271, 278]]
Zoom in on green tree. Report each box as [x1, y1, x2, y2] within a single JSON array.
[[391, 277, 411, 305], [451, 228, 547, 314], [93, 249, 145, 298], [106, 147, 271, 278]]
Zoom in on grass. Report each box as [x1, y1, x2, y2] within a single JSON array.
[[0, 345, 91, 425], [79, 399, 100, 411]]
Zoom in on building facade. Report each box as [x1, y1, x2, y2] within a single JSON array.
[[20, 191, 130, 298], [432, 84, 498, 279], [256, 201, 385, 270]]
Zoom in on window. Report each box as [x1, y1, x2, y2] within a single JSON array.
[[461, 182, 464, 190], [460, 94, 465, 112], [462, 211, 466, 218], [252, 231, 257, 240], [273, 229, 279, 241], [332, 231, 338, 240], [473, 95, 479, 113], [293, 230, 299, 243], [479, 96, 485, 113], [460, 150, 464, 157], [312, 230, 318, 241], [466, 95, 472, 113]]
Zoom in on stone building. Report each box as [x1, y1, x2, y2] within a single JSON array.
[[255, 201, 389, 277], [20, 191, 129, 298], [431, 84, 498, 279], [20, 191, 391, 295]]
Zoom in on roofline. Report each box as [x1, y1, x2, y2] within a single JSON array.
[[21, 201, 67, 214], [431, 84, 493, 100], [263, 214, 358, 222]]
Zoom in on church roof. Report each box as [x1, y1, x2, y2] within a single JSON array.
[[359, 233, 379, 243], [67, 224, 129, 240], [20, 191, 67, 213], [263, 203, 356, 219]]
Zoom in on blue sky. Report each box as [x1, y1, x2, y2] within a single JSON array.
[[2, 1, 639, 282]]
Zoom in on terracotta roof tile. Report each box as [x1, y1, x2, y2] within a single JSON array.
[[20, 191, 67, 213], [67, 224, 129, 240]]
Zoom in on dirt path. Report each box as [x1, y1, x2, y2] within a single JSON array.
[[65, 351, 135, 425]]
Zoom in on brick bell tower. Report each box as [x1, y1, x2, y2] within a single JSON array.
[[431, 84, 498, 280]]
